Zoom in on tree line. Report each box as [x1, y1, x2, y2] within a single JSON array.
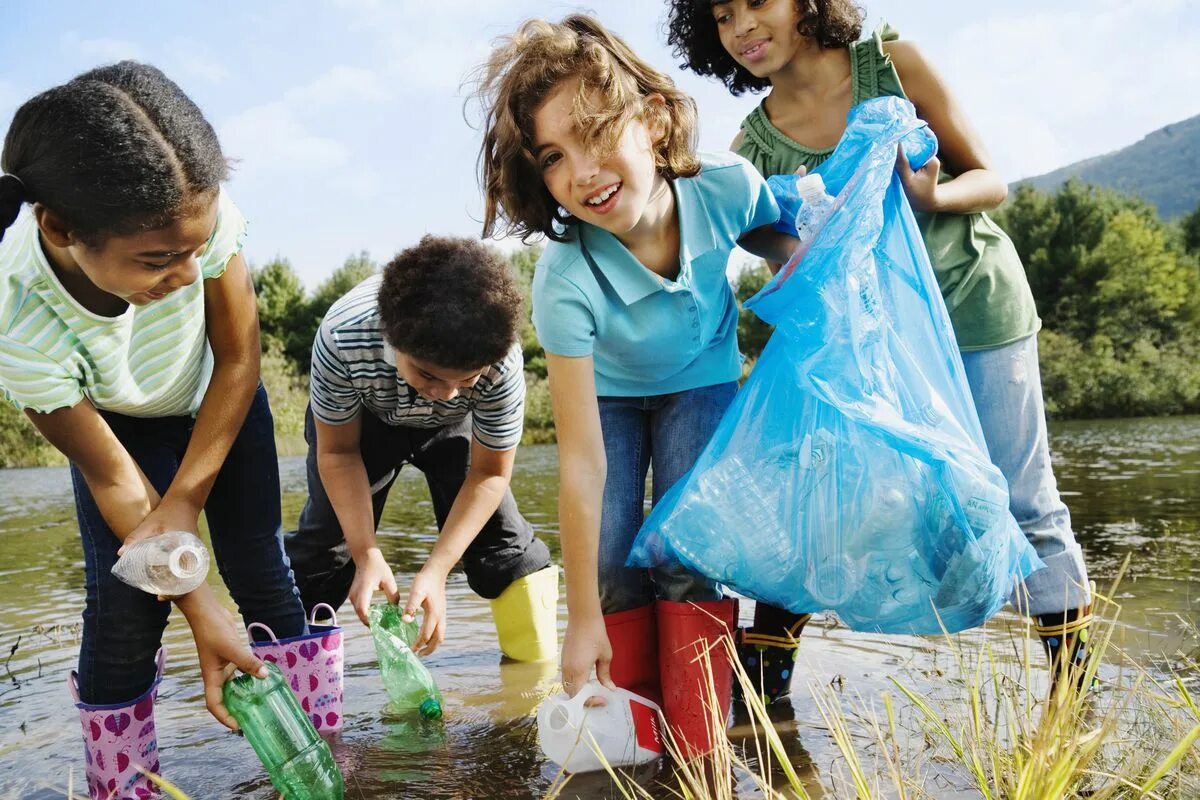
[[1, 181, 1198, 466]]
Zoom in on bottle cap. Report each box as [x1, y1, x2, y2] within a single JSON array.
[[797, 173, 827, 203], [419, 697, 443, 720]]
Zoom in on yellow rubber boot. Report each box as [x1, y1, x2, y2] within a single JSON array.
[[489, 565, 560, 662]]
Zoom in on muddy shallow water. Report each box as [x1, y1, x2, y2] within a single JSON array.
[[1, 417, 1197, 798]]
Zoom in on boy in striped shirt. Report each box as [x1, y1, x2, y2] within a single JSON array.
[[285, 236, 557, 663]]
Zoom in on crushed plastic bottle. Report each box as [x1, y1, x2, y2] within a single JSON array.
[[223, 662, 345, 800], [368, 603, 444, 720], [538, 682, 664, 773], [111, 531, 210, 596]]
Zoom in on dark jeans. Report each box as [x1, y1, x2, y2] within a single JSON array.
[[73, 384, 306, 704], [598, 381, 738, 613], [284, 405, 550, 609]]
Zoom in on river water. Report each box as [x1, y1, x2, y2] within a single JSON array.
[[1, 417, 1197, 798]]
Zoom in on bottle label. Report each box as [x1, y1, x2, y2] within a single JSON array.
[[629, 699, 664, 753]]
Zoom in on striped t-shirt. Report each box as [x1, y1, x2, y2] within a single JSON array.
[[0, 189, 247, 417], [309, 274, 526, 451]]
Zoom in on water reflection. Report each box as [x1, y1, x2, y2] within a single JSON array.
[[1, 418, 1198, 798]]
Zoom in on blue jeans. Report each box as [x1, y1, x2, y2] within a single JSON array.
[[598, 381, 737, 613], [72, 384, 306, 704], [962, 334, 1091, 617]]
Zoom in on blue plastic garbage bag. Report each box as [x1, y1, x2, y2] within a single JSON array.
[[627, 97, 1042, 635]]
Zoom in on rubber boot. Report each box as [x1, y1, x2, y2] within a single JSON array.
[[249, 603, 345, 735], [489, 565, 560, 662], [1036, 605, 1098, 696], [603, 603, 661, 704], [735, 606, 812, 705], [70, 648, 165, 800], [657, 598, 738, 760]]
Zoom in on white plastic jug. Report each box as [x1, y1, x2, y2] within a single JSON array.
[[537, 682, 664, 773]]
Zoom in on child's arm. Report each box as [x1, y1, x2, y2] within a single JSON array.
[[314, 414, 400, 626], [25, 401, 158, 536], [403, 440, 518, 655], [546, 353, 615, 697], [25, 396, 266, 732], [121, 253, 261, 544], [738, 226, 800, 271], [885, 41, 1009, 214]]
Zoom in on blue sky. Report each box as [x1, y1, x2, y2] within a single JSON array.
[[2, 1, 1197, 287]]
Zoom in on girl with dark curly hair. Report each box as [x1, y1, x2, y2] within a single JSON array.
[[666, 0, 1093, 704], [475, 13, 797, 760]]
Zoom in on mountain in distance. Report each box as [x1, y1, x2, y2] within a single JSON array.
[[1011, 114, 1200, 219]]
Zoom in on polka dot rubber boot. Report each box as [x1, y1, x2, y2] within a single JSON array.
[[1035, 605, 1098, 696], [735, 607, 811, 706]]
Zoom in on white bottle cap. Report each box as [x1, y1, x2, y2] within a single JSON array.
[[797, 173, 827, 203]]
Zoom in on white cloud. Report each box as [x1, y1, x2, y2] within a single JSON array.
[[284, 65, 390, 108], [61, 32, 144, 62], [220, 101, 350, 172], [174, 51, 231, 84], [936, 2, 1200, 180]]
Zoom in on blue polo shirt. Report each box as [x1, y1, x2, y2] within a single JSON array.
[[532, 152, 780, 397]]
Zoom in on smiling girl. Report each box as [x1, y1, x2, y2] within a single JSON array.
[[0, 62, 305, 798], [476, 14, 795, 758], [667, 0, 1094, 701]]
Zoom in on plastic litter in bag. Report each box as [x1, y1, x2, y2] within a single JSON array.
[[628, 97, 1042, 635]]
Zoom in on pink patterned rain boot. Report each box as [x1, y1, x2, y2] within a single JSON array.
[[70, 647, 165, 800], [248, 603, 345, 735]]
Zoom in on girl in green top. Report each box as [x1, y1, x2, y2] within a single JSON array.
[[665, 0, 1092, 701]]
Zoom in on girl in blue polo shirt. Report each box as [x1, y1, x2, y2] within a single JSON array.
[[475, 14, 794, 759]]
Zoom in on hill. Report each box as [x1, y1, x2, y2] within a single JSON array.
[[1013, 114, 1200, 218]]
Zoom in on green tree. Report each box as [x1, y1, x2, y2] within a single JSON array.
[[1087, 210, 1200, 348], [1180, 203, 1200, 255], [735, 261, 774, 363], [252, 257, 311, 366], [510, 245, 546, 378]]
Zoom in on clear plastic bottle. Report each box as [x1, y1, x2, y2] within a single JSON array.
[[223, 662, 345, 800], [369, 604, 444, 720], [111, 531, 210, 596], [793, 173, 837, 247]]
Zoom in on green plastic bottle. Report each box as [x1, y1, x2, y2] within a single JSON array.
[[223, 662, 345, 800], [369, 603, 444, 720]]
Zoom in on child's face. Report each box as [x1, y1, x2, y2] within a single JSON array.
[[712, 0, 804, 79], [395, 352, 484, 403], [46, 195, 218, 307], [531, 78, 668, 242]]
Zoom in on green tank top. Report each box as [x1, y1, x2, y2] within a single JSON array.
[[735, 24, 1039, 352]]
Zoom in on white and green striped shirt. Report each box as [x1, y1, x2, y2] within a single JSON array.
[[0, 189, 247, 417]]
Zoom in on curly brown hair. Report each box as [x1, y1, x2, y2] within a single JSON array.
[[473, 14, 701, 243], [667, 0, 864, 96], [377, 236, 523, 371]]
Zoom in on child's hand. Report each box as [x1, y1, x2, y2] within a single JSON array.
[[177, 588, 267, 731], [403, 565, 449, 656], [349, 547, 399, 627], [561, 613, 615, 699], [119, 497, 201, 556], [896, 145, 942, 212]]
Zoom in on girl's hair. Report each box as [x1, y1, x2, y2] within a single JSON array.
[[474, 14, 700, 243], [0, 61, 228, 245], [667, 0, 864, 96]]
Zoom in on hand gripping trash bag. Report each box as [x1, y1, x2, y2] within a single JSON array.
[[627, 97, 1042, 635]]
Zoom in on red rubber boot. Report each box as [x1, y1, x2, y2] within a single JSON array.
[[657, 598, 738, 760], [603, 604, 661, 705]]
